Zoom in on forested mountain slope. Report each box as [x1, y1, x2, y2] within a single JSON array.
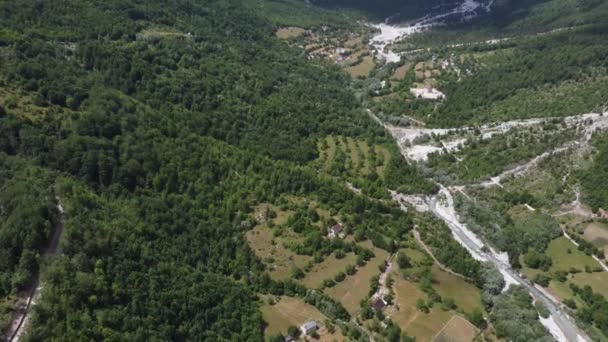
[[0, 0, 438, 340]]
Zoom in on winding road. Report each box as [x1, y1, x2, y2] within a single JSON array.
[[427, 192, 589, 342]]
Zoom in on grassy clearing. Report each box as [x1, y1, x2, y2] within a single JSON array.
[[519, 263, 585, 308], [346, 56, 374, 78], [571, 272, 608, 298], [433, 315, 479, 342], [431, 265, 483, 314], [546, 279, 586, 309], [518, 237, 605, 307], [260, 296, 344, 340], [253, 203, 292, 225], [584, 222, 608, 257], [402, 248, 427, 264], [300, 253, 357, 289], [275, 26, 307, 39], [0, 86, 68, 122], [137, 27, 190, 41], [546, 236, 599, 272], [324, 242, 389, 315], [246, 224, 311, 281]]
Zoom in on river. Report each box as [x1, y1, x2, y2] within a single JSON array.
[[366, 1, 595, 338]]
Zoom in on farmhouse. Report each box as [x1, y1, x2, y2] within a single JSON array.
[[372, 298, 387, 310], [328, 223, 345, 238], [335, 47, 349, 62], [300, 321, 318, 336]]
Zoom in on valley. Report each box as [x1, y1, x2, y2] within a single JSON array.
[[1, 0, 608, 341], [271, 0, 608, 340]]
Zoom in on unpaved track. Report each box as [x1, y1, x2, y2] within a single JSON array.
[[412, 229, 471, 281], [6, 199, 65, 342]]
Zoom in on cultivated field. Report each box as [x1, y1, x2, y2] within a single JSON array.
[[346, 56, 375, 78], [260, 296, 344, 340], [300, 253, 357, 289], [317, 135, 391, 179], [389, 278, 426, 328], [433, 315, 480, 342], [275, 26, 307, 39], [414, 61, 441, 83], [407, 305, 454, 342], [324, 242, 389, 315], [431, 265, 483, 314], [393, 63, 411, 80]]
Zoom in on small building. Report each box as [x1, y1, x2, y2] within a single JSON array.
[[335, 47, 349, 63], [284, 335, 294, 342], [372, 298, 387, 310], [300, 321, 318, 336], [599, 208, 608, 219], [328, 223, 345, 239]]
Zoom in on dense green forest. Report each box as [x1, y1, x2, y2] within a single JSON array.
[[0, 156, 59, 334], [0, 0, 437, 340]]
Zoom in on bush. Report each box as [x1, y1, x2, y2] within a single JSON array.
[[416, 299, 429, 313], [524, 250, 553, 271], [535, 301, 550, 319], [346, 265, 357, 275], [442, 297, 457, 311], [335, 249, 345, 259], [291, 267, 305, 280], [323, 279, 336, 288], [533, 273, 552, 287], [563, 298, 577, 309], [287, 325, 300, 338], [466, 308, 486, 328], [397, 251, 411, 269]]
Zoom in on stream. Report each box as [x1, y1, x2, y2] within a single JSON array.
[[369, 0, 491, 63], [382, 108, 608, 340]]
